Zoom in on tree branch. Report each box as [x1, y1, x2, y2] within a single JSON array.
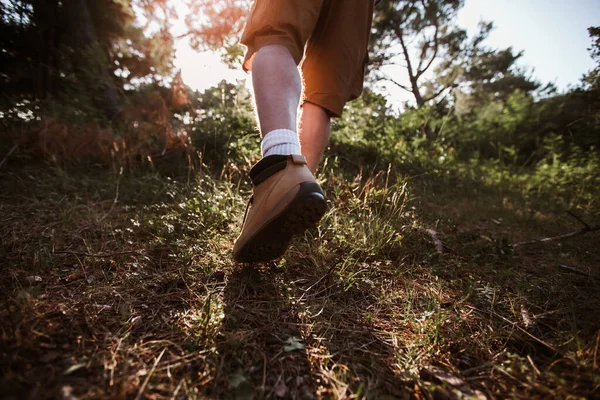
[[392, 24, 424, 105], [384, 76, 412, 92], [565, 210, 590, 229], [392, 25, 416, 83], [558, 265, 590, 277], [54, 250, 143, 258], [416, 18, 440, 79], [513, 225, 600, 248], [422, 83, 456, 103]]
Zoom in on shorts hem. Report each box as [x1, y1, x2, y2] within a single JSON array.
[[302, 95, 344, 118], [242, 37, 303, 72]]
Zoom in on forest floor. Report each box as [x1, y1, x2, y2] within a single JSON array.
[[1, 157, 599, 399]]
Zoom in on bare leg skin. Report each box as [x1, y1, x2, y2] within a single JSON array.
[[299, 101, 331, 174], [251, 45, 301, 136], [251, 45, 331, 173]]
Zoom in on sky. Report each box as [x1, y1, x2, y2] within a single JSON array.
[[174, 0, 600, 106], [457, 0, 599, 89]]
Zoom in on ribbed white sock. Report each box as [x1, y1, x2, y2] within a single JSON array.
[[261, 129, 302, 157]]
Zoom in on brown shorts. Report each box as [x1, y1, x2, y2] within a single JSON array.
[[240, 0, 374, 117]]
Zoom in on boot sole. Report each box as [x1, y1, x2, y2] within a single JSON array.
[[234, 182, 326, 263]]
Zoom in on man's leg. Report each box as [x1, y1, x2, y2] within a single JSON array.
[[252, 46, 331, 173], [251, 44, 301, 135], [233, 45, 327, 262], [299, 102, 331, 174], [250, 44, 303, 158], [233, 1, 328, 262], [301, 0, 374, 172]]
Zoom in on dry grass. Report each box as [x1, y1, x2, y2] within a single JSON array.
[[11, 89, 193, 169], [0, 158, 599, 399]]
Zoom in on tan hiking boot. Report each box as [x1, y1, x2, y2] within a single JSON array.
[[233, 154, 327, 262]]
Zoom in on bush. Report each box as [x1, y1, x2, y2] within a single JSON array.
[[190, 81, 260, 172]]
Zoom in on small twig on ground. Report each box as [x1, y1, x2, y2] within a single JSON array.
[[527, 355, 542, 376], [467, 306, 560, 355], [54, 249, 142, 258], [513, 212, 599, 248], [593, 330, 600, 370], [296, 274, 330, 304], [565, 210, 590, 229], [135, 347, 166, 400], [170, 379, 184, 400], [0, 144, 19, 170], [99, 166, 123, 222], [425, 228, 445, 254], [558, 264, 589, 277]]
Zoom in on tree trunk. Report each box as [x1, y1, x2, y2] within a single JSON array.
[[411, 78, 425, 108], [65, 0, 121, 119], [398, 31, 434, 141], [391, 22, 437, 141], [31, 0, 60, 99], [396, 26, 426, 109]]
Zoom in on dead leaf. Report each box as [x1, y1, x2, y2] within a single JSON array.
[[229, 370, 254, 400], [274, 380, 288, 398], [64, 362, 87, 375], [420, 366, 464, 387], [283, 336, 305, 352], [26, 276, 42, 284]]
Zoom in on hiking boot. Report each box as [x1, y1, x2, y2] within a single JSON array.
[[233, 154, 327, 262]]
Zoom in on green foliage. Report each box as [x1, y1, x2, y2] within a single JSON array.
[[583, 26, 600, 90], [331, 65, 600, 215], [524, 137, 600, 211], [371, 0, 468, 107], [0, 0, 176, 122], [320, 169, 408, 261], [458, 48, 540, 109], [190, 80, 260, 170]]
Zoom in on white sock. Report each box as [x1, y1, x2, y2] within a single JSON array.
[[261, 129, 302, 157]]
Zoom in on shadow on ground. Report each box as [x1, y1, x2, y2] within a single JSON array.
[[212, 265, 318, 399]]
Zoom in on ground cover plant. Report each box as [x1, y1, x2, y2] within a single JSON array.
[[1, 140, 598, 398]]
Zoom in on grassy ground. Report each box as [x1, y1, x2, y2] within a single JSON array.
[[1, 156, 599, 399]]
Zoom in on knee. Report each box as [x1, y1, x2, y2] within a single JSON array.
[[253, 44, 295, 68], [303, 101, 332, 122]]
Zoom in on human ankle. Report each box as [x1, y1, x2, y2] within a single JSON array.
[[261, 129, 302, 157]]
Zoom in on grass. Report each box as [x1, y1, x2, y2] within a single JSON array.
[[0, 154, 599, 399]]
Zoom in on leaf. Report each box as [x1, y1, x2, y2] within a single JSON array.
[[283, 336, 305, 352], [420, 366, 464, 387], [25, 276, 42, 284], [64, 362, 87, 375], [228, 370, 254, 400], [274, 380, 288, 398]]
